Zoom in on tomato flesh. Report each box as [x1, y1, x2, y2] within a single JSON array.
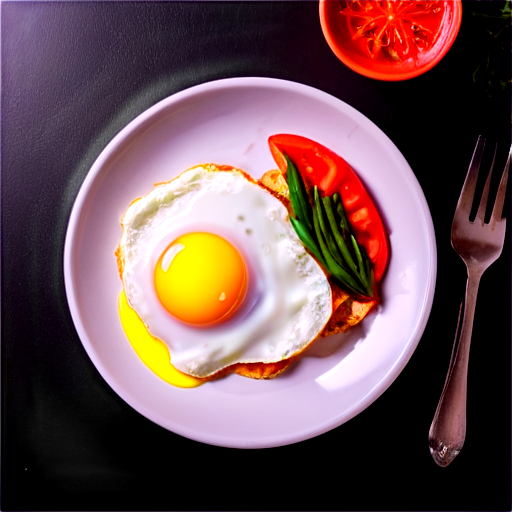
[[340, 0, 446, 63], [268, 134, 389, 284]]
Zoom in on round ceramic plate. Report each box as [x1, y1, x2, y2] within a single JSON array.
[[64, 77, 436, 448]]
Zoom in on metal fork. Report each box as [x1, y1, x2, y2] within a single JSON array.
[[428, 136, 510, 467]]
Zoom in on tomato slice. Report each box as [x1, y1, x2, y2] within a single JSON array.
[[268, 134, 389, 283], [340, 0, 447, 63]]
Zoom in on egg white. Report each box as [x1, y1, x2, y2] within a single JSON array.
[[118, 165, 332, 378]]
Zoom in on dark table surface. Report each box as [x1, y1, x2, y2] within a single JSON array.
[[2, 1, 511, 511]]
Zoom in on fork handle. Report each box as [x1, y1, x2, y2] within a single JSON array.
[[428, 268, 482, 467]]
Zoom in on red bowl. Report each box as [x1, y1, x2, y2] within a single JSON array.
[[319, 0, 462, 81]]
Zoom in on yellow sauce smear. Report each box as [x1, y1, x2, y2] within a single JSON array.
[[118, 290, 203, 388]]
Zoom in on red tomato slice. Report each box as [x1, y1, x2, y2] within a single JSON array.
[[268, 134, 389, 283]]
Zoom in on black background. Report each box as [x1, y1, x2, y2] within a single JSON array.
[[2, 1, 511, 511]]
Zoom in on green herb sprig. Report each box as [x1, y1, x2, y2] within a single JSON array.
[[285, 155, 374, 297], [465, 1, 511, 128]]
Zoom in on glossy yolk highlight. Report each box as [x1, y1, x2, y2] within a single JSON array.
[[118, 290, 202, 388], [154, 232, 247, 326]]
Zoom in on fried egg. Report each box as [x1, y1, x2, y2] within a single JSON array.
[[117, 164, 332, 380]]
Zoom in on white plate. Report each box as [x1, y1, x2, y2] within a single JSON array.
[[64, 77, 436, 448]]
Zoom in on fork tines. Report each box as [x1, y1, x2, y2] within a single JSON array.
[[457, 136, 510, 228], [491, 146, 511, 227]]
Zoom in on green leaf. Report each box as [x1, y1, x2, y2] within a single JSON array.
[[351, 234, 366, 281], [351, 234, 373, 296], [323, 194, 359, 276], [286, 157, 304, 221], [283, 152, 375, 297], [312, 198, 367, 296], [333, 193, 350, 233], [290, 217, 326, 268], [313, 187, 345, 267], [286, 156, 311, 230]]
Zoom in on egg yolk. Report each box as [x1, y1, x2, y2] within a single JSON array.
[[118, 290, 202, 388], [154, 232, 248, 326]]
